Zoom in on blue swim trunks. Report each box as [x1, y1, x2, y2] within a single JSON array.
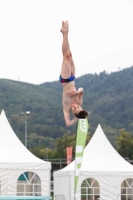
[[59, 73, 75, 83]]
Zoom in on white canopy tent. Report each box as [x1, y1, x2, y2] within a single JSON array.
[[54, 124, 133, 200], [0, 110, 51, 196]]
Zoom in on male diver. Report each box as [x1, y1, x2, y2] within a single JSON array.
[[59, 21, 88, 126]]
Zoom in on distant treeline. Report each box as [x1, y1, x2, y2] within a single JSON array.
[[0, 66, 133, 150]]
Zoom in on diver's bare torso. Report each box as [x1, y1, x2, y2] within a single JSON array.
[[62, 81, 81, 112]]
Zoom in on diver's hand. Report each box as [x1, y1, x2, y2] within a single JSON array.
[[78, 87, 84, 94], [69, 90, 79, 97]]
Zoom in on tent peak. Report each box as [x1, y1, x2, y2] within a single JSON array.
[[0, 110, 8, 121], [95, 124, 104, 134], [0, 109, 6, 116], [97, 124, 102, 128]]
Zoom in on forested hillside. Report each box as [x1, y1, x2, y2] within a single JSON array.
[[0, 66, 133, 149]]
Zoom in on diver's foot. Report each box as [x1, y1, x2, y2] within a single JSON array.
[[60, 21, 69, 34]]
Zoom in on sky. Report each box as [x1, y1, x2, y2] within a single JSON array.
[[0, 0, 133, 84]]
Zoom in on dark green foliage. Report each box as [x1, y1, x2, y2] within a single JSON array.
[[30, 132, 91, 159], [54, 132, 91, 158], [0, 66, 133, 150], [115, 129, 133, 159]]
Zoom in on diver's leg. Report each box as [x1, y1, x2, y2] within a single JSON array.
[[70, 53, 75, 76], [60, 21, 73, 79]]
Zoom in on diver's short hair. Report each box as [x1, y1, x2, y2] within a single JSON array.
[[74, 110, 88, 119]]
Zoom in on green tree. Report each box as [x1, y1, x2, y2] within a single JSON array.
[[115, 129, 133, 159], [54, 132, 91, 158], [30, 145, 54, 159]]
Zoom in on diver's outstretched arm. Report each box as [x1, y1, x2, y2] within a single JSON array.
[[63, 109, 78, 126]]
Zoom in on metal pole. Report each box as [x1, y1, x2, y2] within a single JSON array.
[[25, 115, 27, 148], [60, 159, 62, 169], [46, 148, 48, 160], [21, 111, 30, 148]]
